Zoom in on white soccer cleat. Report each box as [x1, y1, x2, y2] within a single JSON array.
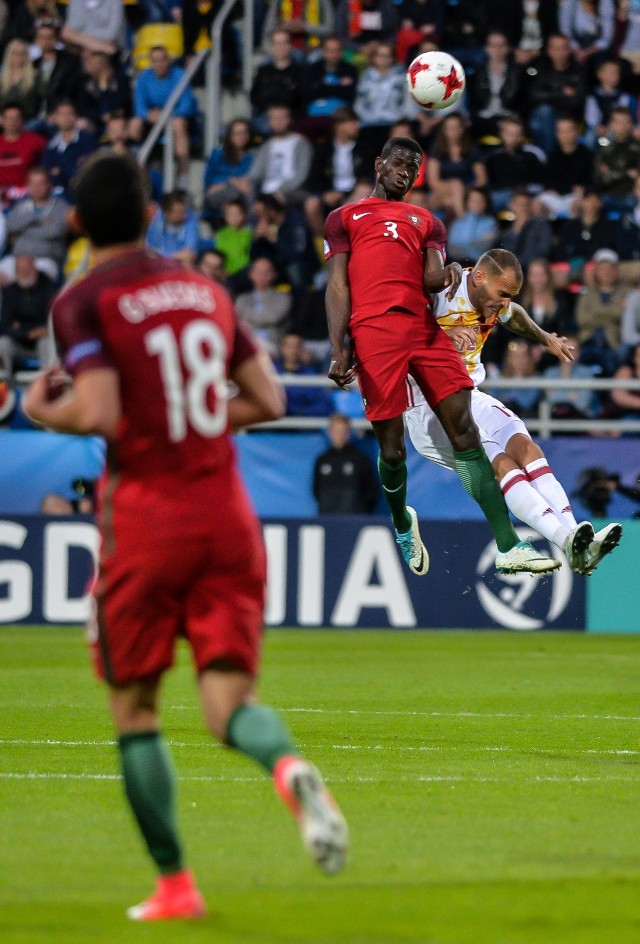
[[580, 522, 623, 575], [564, 521, 595, 573], [495, 540, 561, 574], [277, 759, 349, 875], [395, 505, 429, 575]]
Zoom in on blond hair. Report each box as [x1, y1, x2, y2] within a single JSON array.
[[1, 40, 36, 96]]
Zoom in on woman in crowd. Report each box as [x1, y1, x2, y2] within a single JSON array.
[[519, 258, 577, 339], [202, 118, 254, 222], [610, 343, 640, 421], [426, 113, 486, 220], [0, 39, 42, 121]]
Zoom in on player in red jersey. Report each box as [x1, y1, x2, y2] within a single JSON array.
[[325, 137, 559, 575], [24, 152, 348, 921]]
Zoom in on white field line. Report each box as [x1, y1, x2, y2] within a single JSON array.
[[169, 706, 640, 722], [0, 739, 638, 756], [0, 771, 639, 784]]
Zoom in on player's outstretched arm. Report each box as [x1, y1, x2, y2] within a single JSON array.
[[326, 253, 354, 387], [229, 349, 285, 430], [23, 366, 121, 438], [423, 247, 462, 301], [507, 303, 575, 363]]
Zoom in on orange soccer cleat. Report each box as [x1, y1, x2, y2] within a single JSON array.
[[127, 870, 206, 921]]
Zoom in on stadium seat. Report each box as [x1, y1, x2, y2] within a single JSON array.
[[132, 23, 184, 71]]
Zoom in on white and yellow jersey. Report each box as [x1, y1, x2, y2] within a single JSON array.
[[406, 269, 512, 408]]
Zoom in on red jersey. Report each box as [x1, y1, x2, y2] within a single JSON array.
[[0, 131, 46, 190], [323, 197, 447, 327], [52, 250, 257, 500]]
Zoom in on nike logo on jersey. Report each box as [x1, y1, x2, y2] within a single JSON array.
[[352, 212, 371, 220]]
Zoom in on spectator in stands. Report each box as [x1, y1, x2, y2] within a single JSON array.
[[467, 31, 522, 140], [519, 258, 577, 338], [0, 253, 55, 378], [0, 39, 42, 122], [439, 0, 487, 71], [574, 248, 627, 374], [500, 190, 553, 269], [554, 190, 618, 270], [197, 247, 229, 286], [0, 103, 46, 201], [251, 192, 319, 298], [260, 0, 335, 55], [202, 118, 254, 221], [249, 104, 313, 204], [303, 35, 358, 121], [76, 48, 131, 136], [558, 0, 616, 67], [618, 0, 640, 73], [0, 166, 68, 282], [313, 413, 379, 514], [41, 99, 96, 200], [616, 176, 640, 264], [584, 58, 636, 148], [486, 0, 558, 66], [129, 45, 199, 191], [543, 333, 601, 421], [32, 17, 82, 124], [593, 106, 640, 214], [102, 111, 131, 155], [9, 0, 58, 45], [40, 493, 74, 514], [610, 343, 640, 419], [129, 46, 198, 189], [354, 42, 412, 168], [426, 113, 487, 221], [485, 115, 546, 212], [273, 331, 333, 417], [491, 339, 541, 418], [394, 0, 443, 65], [526, 33, 587, 157], [235, 256, 292, 356], [61, 0, 127, 56], [447, 187, 498, 265], [250, 29, 305, 132], [304, 106, 366, 237], [214, 199, 252, 275], [146, 190, 200, 267], [621, 288, 640, 351], [536, 114, 593, 220], [334, 0, 398, 56]]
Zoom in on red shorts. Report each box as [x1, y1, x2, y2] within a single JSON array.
[[90, 472, 266, 686], [351, 310, 472, 421]]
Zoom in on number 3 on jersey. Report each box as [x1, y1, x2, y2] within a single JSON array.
[[145, 320, 228, 442], [383, 221, 399, 238]]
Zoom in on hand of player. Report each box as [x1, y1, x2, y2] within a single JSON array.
[[443, 263, 463, 301], [447, 325, 476, 352], [544, 333, 575, 364], [328, 350, 355, 388], [22, 366, 69, 423]]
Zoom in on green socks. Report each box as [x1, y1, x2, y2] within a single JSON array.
[[454, 448, 519, 553], [378, 455, 412, 532], [118, 731, 182, 874], [226, 703, 298, 774]]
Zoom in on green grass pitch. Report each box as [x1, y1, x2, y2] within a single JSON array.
[[1, 627, 639, 944]]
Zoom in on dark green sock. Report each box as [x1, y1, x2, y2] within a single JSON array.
[[226, 704, 298, 774], [378, 455, 412, 532], [454, 448, 519, 553], [118, 731, 183, 875]]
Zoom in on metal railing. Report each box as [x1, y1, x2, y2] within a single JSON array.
[[254, 374, 640, 437]]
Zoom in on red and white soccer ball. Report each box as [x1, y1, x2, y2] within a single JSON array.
[[406, 51, 466, 110]]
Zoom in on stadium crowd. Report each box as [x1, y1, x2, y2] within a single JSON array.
[[1, 0, 640, 428]]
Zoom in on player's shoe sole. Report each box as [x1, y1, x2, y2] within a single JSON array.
[[495, 540, 561, 575], [395, 506, 429, 575], [276, 758, 349, 875], [581, 522, 623, 575], [127, 876, 206, 921], [564, 521, 595, 573]]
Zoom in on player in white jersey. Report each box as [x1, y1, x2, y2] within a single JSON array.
[[405, 249, 622, 575]]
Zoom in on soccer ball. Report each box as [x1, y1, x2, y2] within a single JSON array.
[[406, 51, 466, 110]]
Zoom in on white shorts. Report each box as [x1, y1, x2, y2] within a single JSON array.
[[405, 388, 530, 471]]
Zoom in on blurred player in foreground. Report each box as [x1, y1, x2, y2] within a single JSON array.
[[405, 249, 622, 574], [324, 136, 558, 576], [23, 152, 348, 921]]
